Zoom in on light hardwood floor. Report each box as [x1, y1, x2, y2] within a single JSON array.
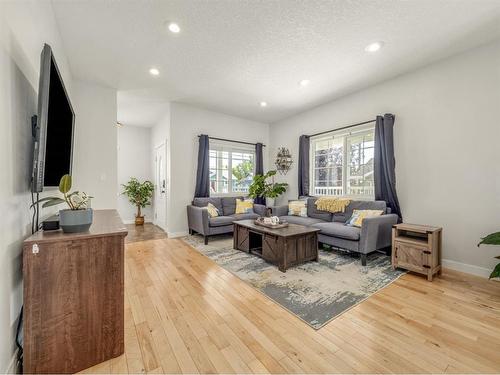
[[81, 237, 500, 374]]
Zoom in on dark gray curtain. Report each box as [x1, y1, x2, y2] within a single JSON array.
[[374, 114, 402, 221], [298, 135, 310, 197], [254, 143, 265, 205], [194, 134, 210, 197]]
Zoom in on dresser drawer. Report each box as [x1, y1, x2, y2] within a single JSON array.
[[394, 242, 429, 273]]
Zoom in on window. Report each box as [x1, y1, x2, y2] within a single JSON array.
[[310, 126, 375, 198], [209, 143, 255, 195]]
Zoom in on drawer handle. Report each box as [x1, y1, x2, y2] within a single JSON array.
[[423, 265, 431, 269], [423, 250, 431, 254]]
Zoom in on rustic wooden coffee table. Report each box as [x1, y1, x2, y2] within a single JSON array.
[[233, 220, 320, 272]]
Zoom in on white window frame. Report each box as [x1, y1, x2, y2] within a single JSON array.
[[209, 141, 256, 197], [309, 124, 375, 200]]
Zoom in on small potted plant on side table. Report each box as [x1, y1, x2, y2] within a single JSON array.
[[121, 178, 154, 225], [33, 174, 93, 233]]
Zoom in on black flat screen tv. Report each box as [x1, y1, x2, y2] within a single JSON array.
[[32, 44, 75, 193]]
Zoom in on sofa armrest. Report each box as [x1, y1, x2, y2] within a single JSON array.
[[269, 205, 288, 217], [187, 205, 209, 235], [253, 204, 268, 217], [359, 214, 399, 254]]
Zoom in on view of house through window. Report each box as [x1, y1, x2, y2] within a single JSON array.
[[209, 143, 255, 195], [311, 126, 375, 198]]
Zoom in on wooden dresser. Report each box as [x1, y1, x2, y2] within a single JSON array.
[[392, 223, 442, 281], [23, 209, 128, 374]]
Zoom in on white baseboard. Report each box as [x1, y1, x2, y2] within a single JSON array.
[[168, 231, 188, 238], [442, 258, 491, 278], [6, 349, 18, 374]]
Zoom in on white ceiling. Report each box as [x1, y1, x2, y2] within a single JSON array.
[[52, 0, 500, 125]]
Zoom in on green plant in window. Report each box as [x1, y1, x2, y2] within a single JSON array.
[[232, 160, 253, 185], [478, 233, 500, 279]]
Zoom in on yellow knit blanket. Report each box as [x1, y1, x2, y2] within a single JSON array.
[[315, 196, 351, 213]]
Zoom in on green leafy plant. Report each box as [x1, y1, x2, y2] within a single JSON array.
[[232, 160, 253, 184], [32, 174, 92, 210], [248, 170, 288, 199], [478, 232, 500, 279], [121, 178, 154, 218]]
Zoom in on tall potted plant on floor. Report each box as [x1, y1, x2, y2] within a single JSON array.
[[32, 174, 93, 233], [249, 170, 288, 207], [122, 178, 154, 225]]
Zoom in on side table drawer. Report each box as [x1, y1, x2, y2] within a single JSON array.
[[394, 242, 429, 273]]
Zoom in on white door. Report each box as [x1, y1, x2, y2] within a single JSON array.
[[154, 142, 167, 230]]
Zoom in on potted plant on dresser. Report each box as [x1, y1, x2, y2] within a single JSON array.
[[249, 170, 288, 207], [33, 174, 93, 233], [121, 177, 154, 225]]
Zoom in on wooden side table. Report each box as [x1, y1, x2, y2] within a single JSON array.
[[392, 223, 442, 281]]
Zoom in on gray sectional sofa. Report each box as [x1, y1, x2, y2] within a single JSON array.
[[187, 197, 267, 244], [271, 197, 398, 265]]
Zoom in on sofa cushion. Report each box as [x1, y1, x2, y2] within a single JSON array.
[[193, 197, 223, 214], [332, 200, 387, 222], [209, 216, 234, 227], [288, 200, 308, 217], [312, 222, 361, 240], [279, 215, 325, 226], [307, 197, 333, 221], [221, 196, 244, 215], [231, 213, 259, 221], [235, 198, 254, 214]]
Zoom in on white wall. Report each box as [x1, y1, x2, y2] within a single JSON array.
[[168, 103, 270, 236], [117, 125, 153, 223], [72, 80, 118, 209], [270, 41, 500, 277], [0, 1, 73, 372]]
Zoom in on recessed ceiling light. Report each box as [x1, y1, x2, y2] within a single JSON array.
[[364, 41, 384, 53], [149, 68, 160, 76], [168, 23, 181, 33], [260, 101, 267, 107], [299, 79, 310, 87]]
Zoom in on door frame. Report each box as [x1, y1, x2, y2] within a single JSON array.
[[153, 140, 168, 231]]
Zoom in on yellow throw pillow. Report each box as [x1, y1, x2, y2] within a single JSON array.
[[288, 200, 307, 217], [235, 198, 254, 214], [207, 202, 220, 218], [348, 209, 383, 227]]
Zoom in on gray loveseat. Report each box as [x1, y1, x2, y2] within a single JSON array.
[[187, 197, 267, 244], [272, 197, 398, 265]]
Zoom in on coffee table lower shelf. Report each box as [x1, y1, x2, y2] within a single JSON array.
[[233, 220, 320, 272]]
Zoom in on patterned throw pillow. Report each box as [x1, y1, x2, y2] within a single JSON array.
[[347, 209, 383, 227], [235, 198, 254, 214], [288, 200, 308, 217], [207, 202, 220, 218]]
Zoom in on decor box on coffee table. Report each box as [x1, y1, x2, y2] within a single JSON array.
[[233, 220, 320, 272]]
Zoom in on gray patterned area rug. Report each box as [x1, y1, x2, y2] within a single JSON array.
[[182, 235, 405, 329]]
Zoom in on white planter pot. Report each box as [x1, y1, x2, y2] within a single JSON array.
[[265, 197, 275, 207]]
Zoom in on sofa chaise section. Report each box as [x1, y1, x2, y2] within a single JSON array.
[[272, 197, 398, 265]]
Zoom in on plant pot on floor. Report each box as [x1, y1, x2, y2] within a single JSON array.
[[59, 208, 93, 233], [265, 197, 275, 207], [135, 215, 145, 225]]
